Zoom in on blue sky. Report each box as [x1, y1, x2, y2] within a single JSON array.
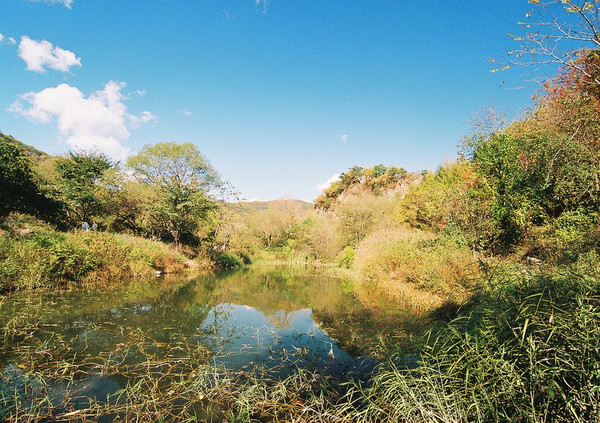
[[1, 0, 546, 201]]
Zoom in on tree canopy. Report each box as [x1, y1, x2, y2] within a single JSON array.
[[127, 142, 220, 191], [55, 152, 112, 223], [127, 142, 222, 249], [0, 138, 60, 219]]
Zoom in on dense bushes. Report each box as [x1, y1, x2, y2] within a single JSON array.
[[212, 250, 252, 270], [398, 161, 498, 251], [0, 136, 61, 220]]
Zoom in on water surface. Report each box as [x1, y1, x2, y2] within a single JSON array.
[[0, 266, 414, 412]]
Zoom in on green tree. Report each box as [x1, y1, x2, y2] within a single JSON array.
[[0, 138, 61, 219], [99, 168, 158, 235], [340, 166, 364, 186], [55, 152, 112, 224], [469, 130, 600, 249], [127, 142, 221, 249]]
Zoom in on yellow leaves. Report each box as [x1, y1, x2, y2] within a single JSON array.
[[490, 65, 511, 73]]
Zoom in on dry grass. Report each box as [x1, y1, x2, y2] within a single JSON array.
[[353, 227, 479, 314]]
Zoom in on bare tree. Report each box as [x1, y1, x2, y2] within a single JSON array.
[[497, 0, 600, 85]]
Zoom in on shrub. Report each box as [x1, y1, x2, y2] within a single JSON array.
[[0, 213, 187, 292], [398, 161, 498, 251], [337, 246, 355, 268], [213, 251, 245, 270]]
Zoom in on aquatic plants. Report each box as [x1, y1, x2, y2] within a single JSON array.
[[2, 267, 599, 421]]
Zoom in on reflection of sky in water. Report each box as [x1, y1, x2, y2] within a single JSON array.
[[198, 303, 377, 378], [1, 267, 405, 388], [0, 267, 414, 411]]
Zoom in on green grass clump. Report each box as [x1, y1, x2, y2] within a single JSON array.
[[339, 271, 600, 422], [212, 251, 251, 270], [0, 213, 187, 292]]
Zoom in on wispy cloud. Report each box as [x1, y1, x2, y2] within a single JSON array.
[[9, 81, 155, 161], [27, 0, 73, 9], [179, 109, 193, 117], [129, 110, 157, 127], [255, 0, 269, 13], [18, 36, 81, 73], [316, 173, 341, 192], [0, 34, 16, 45]]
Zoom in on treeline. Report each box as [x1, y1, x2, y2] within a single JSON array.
[[0, 138, 238, 291], [1, 137, 223, 248]]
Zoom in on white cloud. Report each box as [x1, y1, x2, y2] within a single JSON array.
[[255, 0, 268, 13], [0, 34, 16, 45], [140, 111, 157, 123], [340, 134, 348, 143], [9, 81, 155, 161], [316, 173, 341, 192], [28, 0, 73, 9], [180, 109, 193, 116], [129, 110, 157, 126], [18, 36, 81, 73]]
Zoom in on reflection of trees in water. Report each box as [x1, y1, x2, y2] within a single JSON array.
[[1, 267, 413, 373], [190, 268, 409, 356], [264, 309, 291, 329], [190, 268, 351, 316]]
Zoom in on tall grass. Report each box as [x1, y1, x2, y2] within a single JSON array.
[[337, 270, 600, 422], [353, 227, 479, 312], [0, 213, 189, 292]]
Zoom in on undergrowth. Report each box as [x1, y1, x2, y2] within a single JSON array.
[[0, 213, 189, 292]]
